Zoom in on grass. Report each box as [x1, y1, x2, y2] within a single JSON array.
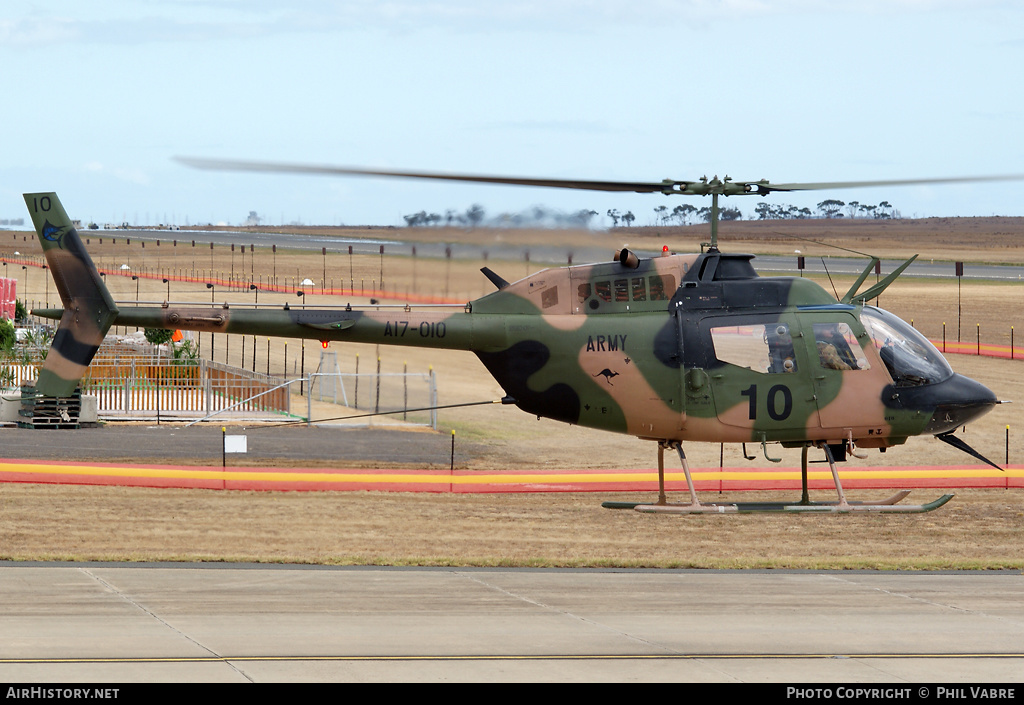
[[1, 485, 1022, 569]]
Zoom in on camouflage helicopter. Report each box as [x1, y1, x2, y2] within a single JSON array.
[[23, 167, 1009, 514]]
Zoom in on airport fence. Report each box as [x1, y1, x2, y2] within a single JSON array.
[[1, 340, 438, 427], [307, 369, 439, 428]]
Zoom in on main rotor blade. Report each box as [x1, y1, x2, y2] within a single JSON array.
[[177, 157, 1024, 197], [757, 174, 1024, 193], [176, 157, 683, 194]]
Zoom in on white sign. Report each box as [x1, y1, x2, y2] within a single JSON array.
[[224, 435, 248, 454]]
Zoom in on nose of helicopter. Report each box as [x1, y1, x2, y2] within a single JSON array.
[[916, 373, 998, 435]]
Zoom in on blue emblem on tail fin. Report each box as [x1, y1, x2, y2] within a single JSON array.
[[40, 220, 66, 244]]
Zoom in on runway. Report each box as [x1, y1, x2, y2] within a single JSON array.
[[1, 563, 1022, 683], [116, 229, 1024, 281]]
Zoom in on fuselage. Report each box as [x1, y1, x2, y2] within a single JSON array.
[[79, 250, 995, 448]]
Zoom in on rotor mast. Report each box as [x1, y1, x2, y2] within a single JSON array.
[[679, 175, 748, 253], [710, 191, 720, 252]]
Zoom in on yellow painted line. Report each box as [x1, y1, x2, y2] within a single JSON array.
[[2, 463, 649, 485], [1, 461, 1018, 485], [1, 462, 651, 485]]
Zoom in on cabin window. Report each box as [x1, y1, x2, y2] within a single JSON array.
[[649, 274, 675, 301], [577, 274, 677, 308], [812, 322, 870, 371], [711, 323, 798, 374], [541, 286, 559, 309], [614, 279, 629, 302]]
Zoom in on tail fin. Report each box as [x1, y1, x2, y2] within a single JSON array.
[[23, 193, 118, 397]]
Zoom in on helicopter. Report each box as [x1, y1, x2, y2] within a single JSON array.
[[22, 166, 1011, 514]]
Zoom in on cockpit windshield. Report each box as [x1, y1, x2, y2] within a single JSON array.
[[860, 306, 953, 387]]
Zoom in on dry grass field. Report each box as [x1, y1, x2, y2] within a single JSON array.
[[1, 485, 1021, 569], [2, 217, 1024, 568]]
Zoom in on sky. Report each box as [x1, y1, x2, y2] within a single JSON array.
[[2, 0, 1024, 229]]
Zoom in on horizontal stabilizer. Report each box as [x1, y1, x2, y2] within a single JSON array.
[[936, 432, 1003, 471]]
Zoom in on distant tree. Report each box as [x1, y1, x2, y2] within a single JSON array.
[[672, 204, 697, 225], [606, 209, 621, 227], [846, 201, 861, 219], [144, 328, 173, 345], [403, 211, 427, 227], [621, 211, 635, 227], [570, 209, 598, 228], [720, 206, 742, 221], [817, 199, 845, 218], [465, 204, 486, 227], [653, 205, 668, 225]]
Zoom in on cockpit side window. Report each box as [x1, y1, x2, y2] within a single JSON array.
[[812, 322, 870, 371]]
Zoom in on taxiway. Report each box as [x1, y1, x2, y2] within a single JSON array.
[[1, 563, 1021, 682]]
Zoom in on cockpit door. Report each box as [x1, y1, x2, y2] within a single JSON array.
[[704, 314, 820, 437], [800, 311, 893, 433]]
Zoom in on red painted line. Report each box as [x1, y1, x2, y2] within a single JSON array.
[[928, 339, 1024, 360], [1, 459, 1020, 493]]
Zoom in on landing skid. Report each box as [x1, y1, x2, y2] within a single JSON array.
[[603, 492, 953, 514], [602, 442, 954, 515]]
